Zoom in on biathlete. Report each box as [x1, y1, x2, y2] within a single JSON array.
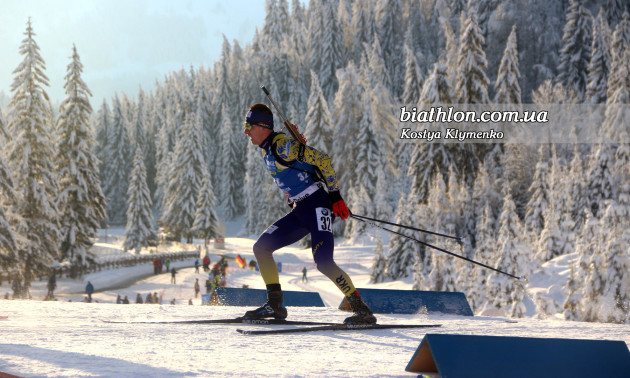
[[242, 103, 376, 325]]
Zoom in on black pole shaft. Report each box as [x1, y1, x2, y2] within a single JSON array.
[[351, 213, 462, 242], [351, 215, 522, 281]]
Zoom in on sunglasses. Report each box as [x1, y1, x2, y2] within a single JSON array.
[[244, 122, 255, 131]]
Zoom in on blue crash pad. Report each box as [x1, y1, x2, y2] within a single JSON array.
[[406, 333, 630, 378], [210, 287, 324, 307], [339, 288, 473, 316]]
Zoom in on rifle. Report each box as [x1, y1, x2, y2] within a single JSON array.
[[260, 85, 306, 144]]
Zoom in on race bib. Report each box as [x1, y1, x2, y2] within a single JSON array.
[[316, 207, 332, 233]]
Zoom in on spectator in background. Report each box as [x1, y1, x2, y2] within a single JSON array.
[[171, 268, 177, 284], [165, 259, 171, 273], [136, 293, 144, 304], [85, 281, 94, 302], [47, 273, 57, 298], [202, 255, 210, 272], [194, 259, 200, 274], [153, 258, 161, 275], [122, 296, 129, 304], [116, 294, 122, 304], [194, 278, 200, 298], [145, 293, 153, 304]]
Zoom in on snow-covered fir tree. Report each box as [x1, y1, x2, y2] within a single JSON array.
[[191, 170, 220, 243], [494, 24, 522, 104], [219, 102, 245, 221], [309, 0, 343, 101], [401, 42, 424, 105], [123, 147, 156, 252], [607, 10, 630, 101], [524, 147, 551, 237], [0, 154, 18, 270], [55, 45, 107, 273], [585, 9, 611, 104], [581, 211, 607, 322], [102, 95, 131, 225], [5, 19, 60, 290], [486, 192, 531, 318], [455, 4, 490, 104], [600, 193, 630, 323], [586, 143, 615, 217], [161, 112, 206, 243], [557, 0, 592, 101], [94, 100, 111, 187], [304, 71, 333, 152], [601, 48, 630, 143]]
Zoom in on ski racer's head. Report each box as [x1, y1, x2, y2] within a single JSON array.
[[244, 103, 274, 146]]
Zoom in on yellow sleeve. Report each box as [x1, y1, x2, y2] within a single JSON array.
[[274, 134, 341, 192]]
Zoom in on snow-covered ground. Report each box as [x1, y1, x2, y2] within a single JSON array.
[[1, 224, 629, 377]]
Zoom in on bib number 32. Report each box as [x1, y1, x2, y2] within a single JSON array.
[[316, 207, 333, 232]]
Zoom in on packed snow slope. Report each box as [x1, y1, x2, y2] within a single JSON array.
[[1, 226, 629, 377]]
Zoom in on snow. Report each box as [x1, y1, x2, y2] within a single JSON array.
[[1, 224, 629, 377]]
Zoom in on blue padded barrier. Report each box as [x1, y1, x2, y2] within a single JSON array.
[[406, 333, 630, 378], [338, 288, 473, 316], [210, 287, 325, 307]]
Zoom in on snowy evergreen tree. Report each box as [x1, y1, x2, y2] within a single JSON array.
[[581, 212, 607, 322], [455, 4, 490, 104], [600, 194, 630, 323], [586, 143, 615, 217], [191, 170, 220, 243], [375, 0, 404, 95], [386, 193, 422, 280], [557, 0, 592, 101], [601, 48, 630, 143], [486, 192, 531, 318], [6, 19, 60, 290], [304, 71, 333, 152], [567, 147, 587, 231], [103, 95, 131, 225], [563, 260, 582, 321], [94, 100, 111, 186], [55, 45, 106, 273], [585, 9, 611, 104], [219, 103, 245, 220], [607, 10, 630, 101], [309, 0, 343, 101], [494, 25, 522, 104], [161, 112, 206, 242], [123, 147, 156, 252], [524, 147, 551, 237], [332, 62, 363, 191], [470, 202, 496, 311], [402, 42, 424, 107], [0, 154, 18, 270]]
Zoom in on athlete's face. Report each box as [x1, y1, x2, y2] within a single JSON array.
[[244, 123, 271, 146]]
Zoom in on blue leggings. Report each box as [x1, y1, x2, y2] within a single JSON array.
[[253, 189, 356, 296]]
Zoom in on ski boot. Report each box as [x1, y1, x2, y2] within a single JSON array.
[[344, 290, 377, 325], [243, 285, 288, 320]]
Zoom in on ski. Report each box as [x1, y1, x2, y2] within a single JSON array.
[[102, 317, 337, 326], [237, 323, 442, 335]]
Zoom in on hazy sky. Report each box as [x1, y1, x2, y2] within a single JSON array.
[[0, 0, 269, 108]]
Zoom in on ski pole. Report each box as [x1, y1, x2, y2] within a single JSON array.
[[351, 213, 462, 243], [350, 214, 524, 281], [260, 85, 306, 144]]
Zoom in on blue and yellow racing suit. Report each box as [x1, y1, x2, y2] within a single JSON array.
[[253, 132, 357, 297]]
